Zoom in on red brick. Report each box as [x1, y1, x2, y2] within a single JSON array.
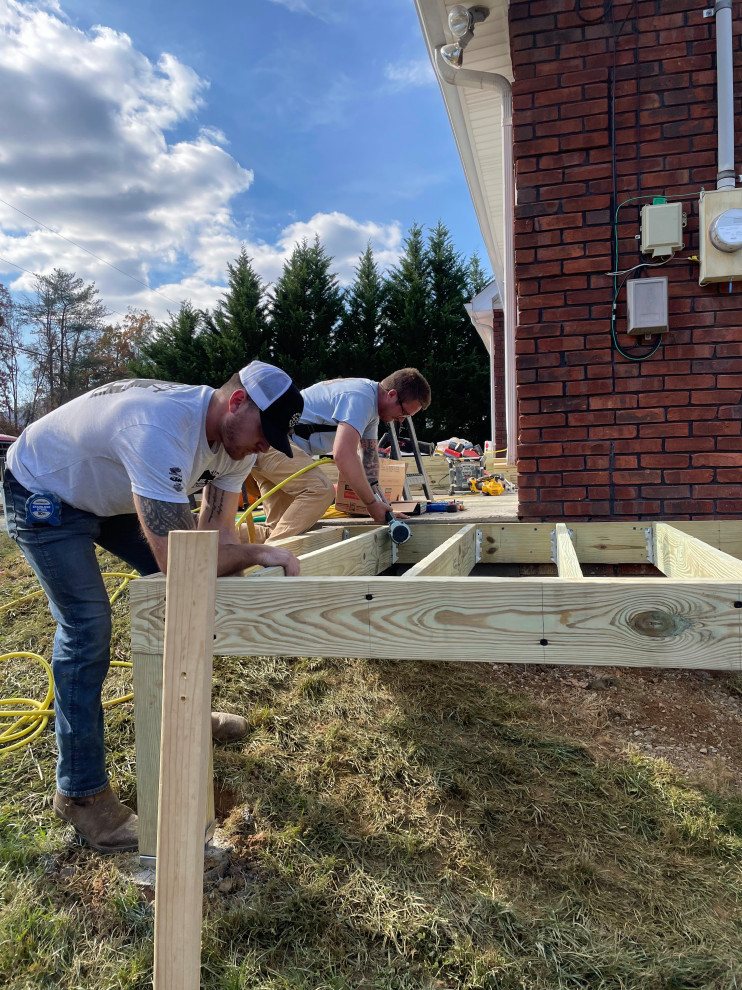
[[663, 500, 715, 515], [693, 452, 742, 467], [589, 425, 638, 439], [694, 421, 741, 435], [616, 409, 666, 424], [642, 485, 691, 499], [538, 456, 586, 472], [614, 470, 662, 485], [664, 470, 714, 485], [665, 436, 715, 451], [612, 501, 662, 516], [641, 454, 690, 469], [540, 487, 587, 501], [639, 423, 690, 438]]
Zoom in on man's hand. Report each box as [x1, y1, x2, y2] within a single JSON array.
[[249, 544, 301, 576], [366, 498, 392, 525], [134, 492, 300, 576]]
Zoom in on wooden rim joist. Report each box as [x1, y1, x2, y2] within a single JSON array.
[[131, 520, 742, 671], [130, 519, 742, 862]]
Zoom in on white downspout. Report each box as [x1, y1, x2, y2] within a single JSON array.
[[434, 48, 517, 467], [714, 0, 736, 190]]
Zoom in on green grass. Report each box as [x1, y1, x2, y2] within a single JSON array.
[[2, 531, 742, 988]]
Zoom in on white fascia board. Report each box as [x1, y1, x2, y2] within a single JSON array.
[[464, 279, 501, 354], [413, 0, 511, 295]]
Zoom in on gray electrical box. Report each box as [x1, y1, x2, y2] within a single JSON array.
[[640, 202, 684, 257], [626, 276, 669, 335]]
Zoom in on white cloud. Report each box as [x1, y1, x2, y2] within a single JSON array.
[[0, 1, 403, 323], [0, 0, 251, 316], [265, 0, 347, 23], [384, 59, 435, 90]]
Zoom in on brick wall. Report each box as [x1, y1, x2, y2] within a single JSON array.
[[510, 0, 742, 519]]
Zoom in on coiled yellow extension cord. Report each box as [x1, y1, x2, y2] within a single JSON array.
[[1, 573, 136, 754]]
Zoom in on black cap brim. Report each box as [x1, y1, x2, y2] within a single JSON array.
[[260, 412, 294, 457]]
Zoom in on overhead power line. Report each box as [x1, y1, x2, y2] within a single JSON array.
[[0, 197, 181, 306]]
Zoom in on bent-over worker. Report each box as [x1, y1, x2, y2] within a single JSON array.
[[3, 361, 303, 854], [251, 367, 431, 543]]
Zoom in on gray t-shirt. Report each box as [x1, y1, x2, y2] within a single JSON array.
[[293, 378, 379, 456], [7, 379, 256, 517]]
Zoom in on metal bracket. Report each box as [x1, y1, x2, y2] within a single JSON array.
[[644, 527, 655, 565], [475, 528, 483, 563], [391, 540, 398, 565], [549, 528, 557, 565]]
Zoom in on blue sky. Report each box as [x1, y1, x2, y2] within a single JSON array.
[[0, 0, 487, 322]]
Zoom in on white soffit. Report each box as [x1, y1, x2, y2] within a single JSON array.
[[413, 0, 512, 295]]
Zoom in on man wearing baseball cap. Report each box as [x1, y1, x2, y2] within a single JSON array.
[[3, 360, 303, 855]]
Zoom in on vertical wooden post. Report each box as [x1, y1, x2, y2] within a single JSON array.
[[153, 530, 219, 990]]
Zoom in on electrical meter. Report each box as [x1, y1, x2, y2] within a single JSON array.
[[709, 209, 742, 252], [699, 188, 742, 284]]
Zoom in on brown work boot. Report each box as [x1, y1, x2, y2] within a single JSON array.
[[211, 711, 249, 743], [53, 786, 138, 854]]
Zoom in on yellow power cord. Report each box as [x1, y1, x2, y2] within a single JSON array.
[[1, 572, 136, 755], [1, 458, 335, 753]]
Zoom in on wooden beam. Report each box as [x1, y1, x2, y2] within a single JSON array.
[[244, 526, 392, 578], [272, 528, 346, 556], [131, 574, 742, 669], [653, 523, 742, 580], [552, 523, 583, 579], [329, 520, 742, 566], [403, 524, 477, 577], [476, 520, 742, 565], [132, 650, 163, 862], [154, 530, 219, 990]]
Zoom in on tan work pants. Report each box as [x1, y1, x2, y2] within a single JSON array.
[[250, 442, 335, 543]]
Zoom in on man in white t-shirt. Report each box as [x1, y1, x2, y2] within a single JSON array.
[[251, 368, 431, 542], [3, 361, 303, 854]]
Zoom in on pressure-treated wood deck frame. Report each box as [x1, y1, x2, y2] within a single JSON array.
[[130, 519, 742, 861]]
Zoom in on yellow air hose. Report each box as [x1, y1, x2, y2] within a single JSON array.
[[1, 572, 136, 754], [1, 458, 334, 752]]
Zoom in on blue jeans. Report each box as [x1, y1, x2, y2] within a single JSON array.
[[3, 470, 158, 797]]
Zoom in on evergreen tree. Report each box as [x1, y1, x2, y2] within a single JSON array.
[[268, 236, 344, 388], [423, 222, 489, 445], [129, 302, 211, 385], [379, 223, 430, 375], [204, 249, 272, 382], [329, 243, 386, 380], [466, 251, 490, 296]]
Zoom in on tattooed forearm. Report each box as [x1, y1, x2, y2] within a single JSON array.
[[360, 438, 380, 484], [138, 497, 195, 537], [203, 484, 226, 524]]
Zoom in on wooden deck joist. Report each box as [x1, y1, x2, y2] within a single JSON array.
[[130, 519, 742, 860]]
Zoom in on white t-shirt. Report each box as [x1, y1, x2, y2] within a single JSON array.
[[293, 378, 379, 456], [7, 379, 256, 517]]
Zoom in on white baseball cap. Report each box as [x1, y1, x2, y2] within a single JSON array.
[[238, 361, 303, 457]]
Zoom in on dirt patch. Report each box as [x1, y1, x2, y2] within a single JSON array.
[[479, 663, 742, 791]]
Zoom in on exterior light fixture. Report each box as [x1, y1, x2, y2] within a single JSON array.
[[440, 42, 464, 68], [448, 4, 474, 38], [443, 5, 489, 68]]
